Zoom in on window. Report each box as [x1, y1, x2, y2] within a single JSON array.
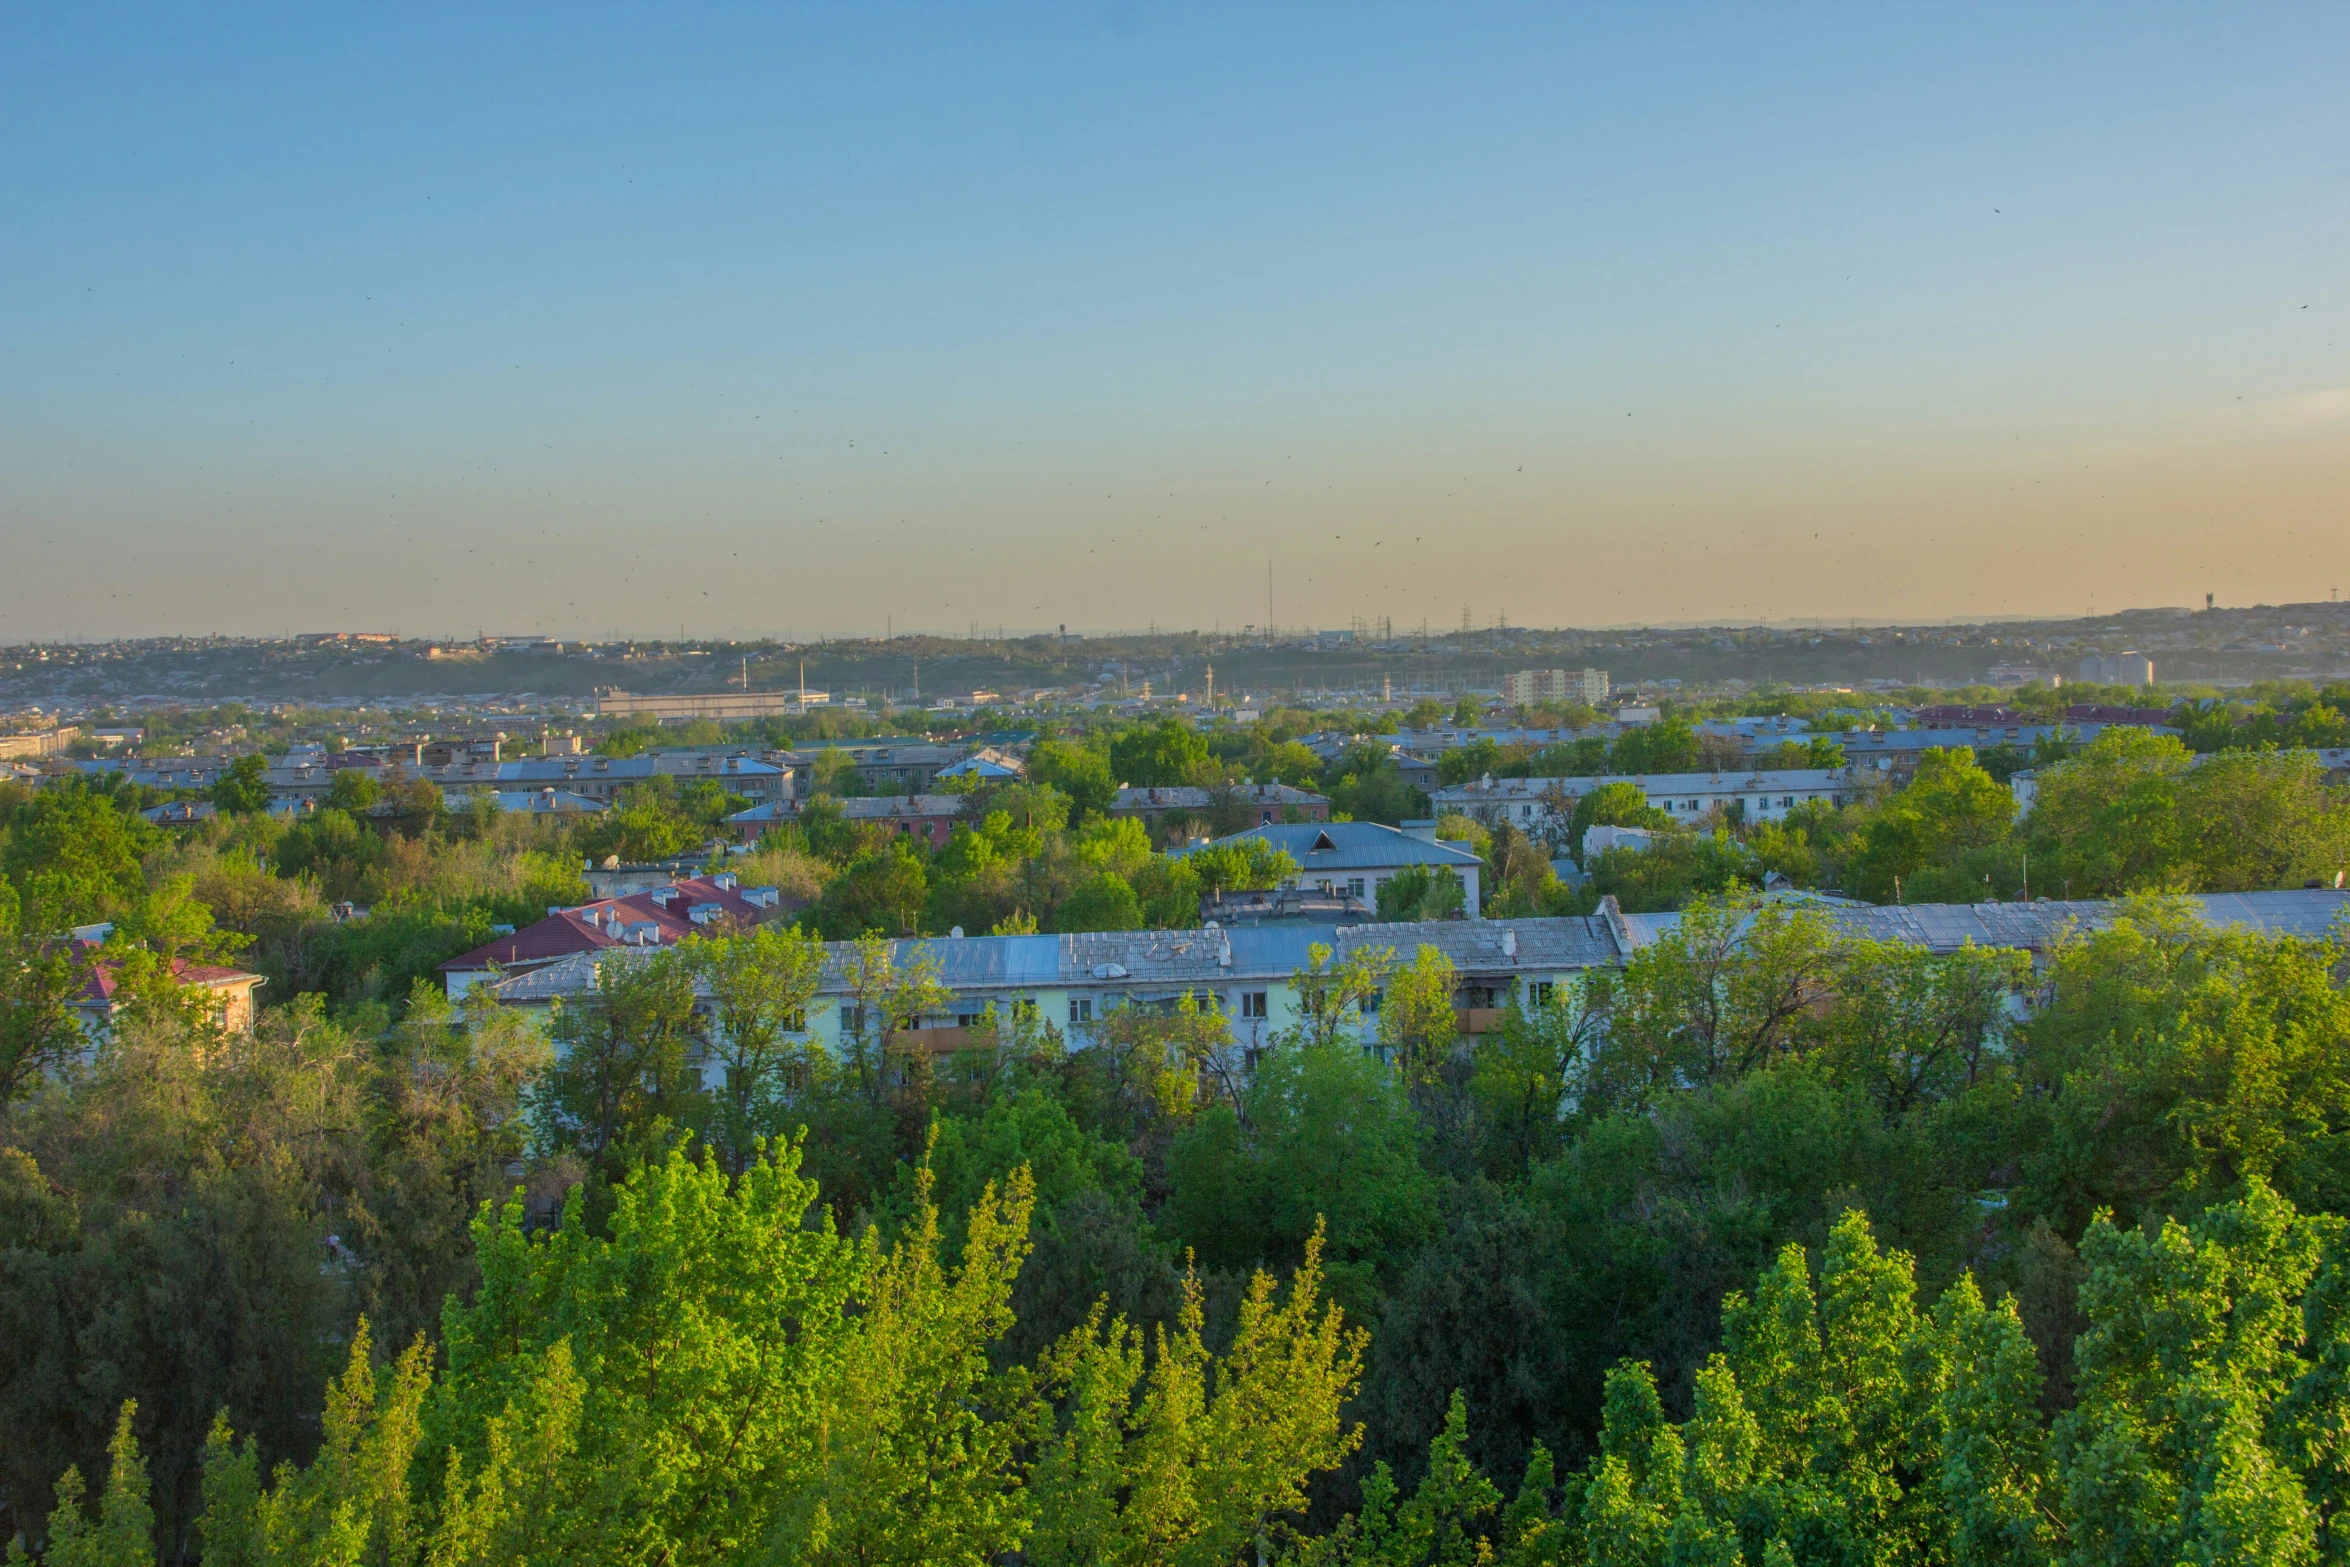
[[1464, 985, 1498, 1009], [1346, 877, 1365, 898], [1241, 990, 1269, 1019], [1068, 996, 1093, 1024], [783, 1009, 807, 1033], [1528, 981, 1555, 1008], [841, 1004, 867, 1036], [1361, 989, 1384, 1015], [1781, 796, 1794, 808]]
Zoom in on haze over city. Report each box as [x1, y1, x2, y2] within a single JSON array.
[[5, 4, 2347, 638]]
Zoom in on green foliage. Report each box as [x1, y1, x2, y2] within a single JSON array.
[[1169, 1039, 1436, 1311], [2, 783, 157, 929], [1292, 941, 1398, 1053], [813, 837, 929, 938], [1188, 838, 1299, 895], [1026, 740, 1117, 819], [1327, 757, 1428, 827], [2026, 726, 2350, 897], [0, 936, 89, 1107], [1056, 871, 1143, 934], [1110, 719, 1214, 790], [1848, 746, 2015, 903], [680, 923, 829, 1174], [1581, 829, 1753, 912], [1608, 715, 1701, 776], [1375, 865, 1466, 922], [134, 1137, 1369, 1567], [1568, 781, 1670, 856], [1029, 1231, 1367, 1567], [208, 756, 272, 819], [16, 1401, 154, 1567], [324, 768, 380, 813], [535, 948, 702, 1174]]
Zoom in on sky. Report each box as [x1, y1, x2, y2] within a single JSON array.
[[4, 3, 2347, 642]]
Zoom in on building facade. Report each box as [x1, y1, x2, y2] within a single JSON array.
[[1502, 668, 1609, 706]]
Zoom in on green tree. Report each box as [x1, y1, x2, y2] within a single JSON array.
[[1377, 945, 1459, 1093], [1609, 716, 1700, 776], [1326, 751, 1428, 828], [815, 838, 929, 938], [680, 923, 829, 1174], [1188, 839, 1298, 896], [1111, 720, 1214, 790], [1291, 941, 1397, 1052], [2025, 727, 2197, 896], [1168, 1039, 1435, 1310], [1056, 871, 1143, 933], [1375, 866, 1466, 922], [2055, 1181, 2326, 1565], [535, 947, 702, 1169], [2, 784, 157, 929], [1568, 781, 1669, 860], [325, 767, 381, 812], [0, 935, 90, 1107], [1027, 741, 1117, 820], [1028, 1230, 1368, 1567], [1579, 890, 1838, 1114], [209, 756, 272, 818], [1848, 747, 2015, 903], [14, 1401, 155, 1567]]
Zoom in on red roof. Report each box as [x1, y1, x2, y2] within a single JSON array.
[[77, 957, 264, 1006], [437, 876, 788, 975]]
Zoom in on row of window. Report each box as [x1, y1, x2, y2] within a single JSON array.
[[1068, 990, 1273, 1024], [810, 983, 1564, 1037]]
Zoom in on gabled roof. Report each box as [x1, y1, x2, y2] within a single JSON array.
[[438, 875, 789, 973], [1183, 821, 1483, 871], [76, 955, 266, 1007]]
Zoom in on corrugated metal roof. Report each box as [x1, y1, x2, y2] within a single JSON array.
[[1185, 822, 1483, 871], [1333, 917, 1620, 972], [1619, 890, 2350, 954], [1433, 768, 1847, 802], [487, 892, 2350, 1007]]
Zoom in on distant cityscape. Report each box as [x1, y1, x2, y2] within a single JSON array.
[[5, 599, 2346, 739]]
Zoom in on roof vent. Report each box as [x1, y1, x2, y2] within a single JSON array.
[[1311, 830, 1337, 852], [1091, 962, 1130, 979]]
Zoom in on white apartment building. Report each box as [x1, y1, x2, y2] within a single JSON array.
[[1502, 668, 1610, 706], [1432, 767, 1854, 836]]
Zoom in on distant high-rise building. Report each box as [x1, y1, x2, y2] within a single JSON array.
[[1504, 668, 1610, 706], [2076, 653, 2154, 687]]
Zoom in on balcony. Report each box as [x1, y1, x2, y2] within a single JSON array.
[[886, 1025, 980, 1054]]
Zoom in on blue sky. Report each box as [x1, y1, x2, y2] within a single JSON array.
[[4, 4, 2346, 639]]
